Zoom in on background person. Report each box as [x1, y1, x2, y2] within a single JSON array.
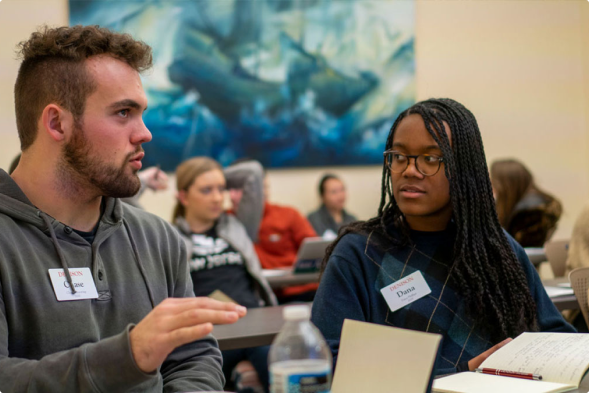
[[307, 173, 357, 240], [567, 202, 589, 274], [227, 160, 318, 302], [563, 203, 589, 332], [173, 157, 276, 392], [490, 158, 562, 247]]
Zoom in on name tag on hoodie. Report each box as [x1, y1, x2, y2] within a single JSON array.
[[380, 271, 431, 312], [48, 268, 99, 301]]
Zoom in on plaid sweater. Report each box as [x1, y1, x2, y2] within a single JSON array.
[[311, 225, 575, 376]]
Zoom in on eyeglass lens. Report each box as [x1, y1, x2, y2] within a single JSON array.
[[386, 153, 441, 176]]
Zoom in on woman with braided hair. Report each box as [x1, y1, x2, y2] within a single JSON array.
[[310, 98, 574, 376]]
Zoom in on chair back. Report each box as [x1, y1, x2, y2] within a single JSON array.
[[545, 240, 569, 277], [569, 267, 589, 327]]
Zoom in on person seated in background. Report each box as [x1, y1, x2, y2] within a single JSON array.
[[311, 98, 574, 376], [307, 173, 358, 240], [490, 158, 562, 247], [564, 203, 589, 332], [173, 157, 276, 393], [568, 203, 589, 273], [227, 160, 318, 303]]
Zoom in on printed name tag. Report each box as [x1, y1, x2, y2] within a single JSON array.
[[48, 268, 99, 301], [380, 271, 431, 312]]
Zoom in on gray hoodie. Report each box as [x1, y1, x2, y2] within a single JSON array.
[[0, 170, 224, 392]]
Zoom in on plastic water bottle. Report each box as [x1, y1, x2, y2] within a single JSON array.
[[269, 305, 332, 393]]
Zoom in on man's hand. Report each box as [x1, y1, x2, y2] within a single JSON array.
[[130, 297, 247, 373], [138, 166, 169, 191], [468, 338, 512, 371]]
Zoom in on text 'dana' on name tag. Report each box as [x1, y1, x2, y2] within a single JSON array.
[[380, 271, 431, 312], [48, 268, 99, 301]]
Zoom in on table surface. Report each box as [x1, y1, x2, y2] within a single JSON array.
[[211, 276, 583, 393], [543, 277, 579, 312], [524, 247, 547, 266], [213, 304, 293, 351], [262, 269, 320, 289]]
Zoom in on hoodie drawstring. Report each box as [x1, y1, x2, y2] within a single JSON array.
[[38, 209, 155, 305], [123, 219, 156, 309], [40, 211, 76, 295]]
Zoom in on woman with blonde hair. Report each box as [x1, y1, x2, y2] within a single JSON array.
[[173, 157, 275, 392], [490, 159, 562, 247]]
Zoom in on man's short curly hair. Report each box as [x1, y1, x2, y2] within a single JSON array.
[[14, 25, 153, 150]]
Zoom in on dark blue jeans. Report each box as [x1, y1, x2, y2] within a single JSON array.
[[222, 345, 270, 393]]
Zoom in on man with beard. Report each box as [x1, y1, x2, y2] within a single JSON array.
[[0, 25, 246, 392]]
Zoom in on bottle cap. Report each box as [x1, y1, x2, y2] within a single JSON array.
[[283, 305, 311, 321]]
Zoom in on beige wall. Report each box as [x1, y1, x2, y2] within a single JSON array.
[[0, 0, 68, 171], [415, 0, 589, 241], [1, 0, 588, 240], [583, 1, 589, 214]]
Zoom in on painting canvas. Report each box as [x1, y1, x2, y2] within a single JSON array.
[[70, 0, 415, 170]]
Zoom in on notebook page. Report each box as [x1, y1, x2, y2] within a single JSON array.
[[480, 333, 589, 385], [433, 372, 575, 393]]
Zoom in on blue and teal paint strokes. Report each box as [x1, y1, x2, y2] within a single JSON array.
[[70, 0, 415, 170]]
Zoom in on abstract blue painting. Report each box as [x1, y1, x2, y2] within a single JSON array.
[[70, 0, 415, 170]]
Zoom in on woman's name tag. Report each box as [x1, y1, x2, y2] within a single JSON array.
[[380, 271, 431, 312]]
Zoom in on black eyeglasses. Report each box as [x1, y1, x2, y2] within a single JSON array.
[[383, 150, 445, 177]]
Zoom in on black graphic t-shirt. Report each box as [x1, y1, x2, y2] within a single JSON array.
[[189, 224, 259, 308]]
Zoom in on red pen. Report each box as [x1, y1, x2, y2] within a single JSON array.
[[475, 368, 542, 381]]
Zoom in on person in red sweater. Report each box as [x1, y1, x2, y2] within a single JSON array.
[[228, 162, 318, 302], [256, 200, 318, 270]]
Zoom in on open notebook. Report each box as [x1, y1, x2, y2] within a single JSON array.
[[433, 332, 589, 393]]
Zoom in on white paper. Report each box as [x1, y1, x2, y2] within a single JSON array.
[[261, 269, 290, 277], [544, 286, 575, 298], [433, 372, 574, 393]]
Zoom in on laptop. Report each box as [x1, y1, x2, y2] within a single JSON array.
[[292, 237, 332, 273], [331, 319, 441, 393]]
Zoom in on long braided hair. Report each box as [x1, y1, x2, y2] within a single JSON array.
[[322, 98, 538, 340]]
